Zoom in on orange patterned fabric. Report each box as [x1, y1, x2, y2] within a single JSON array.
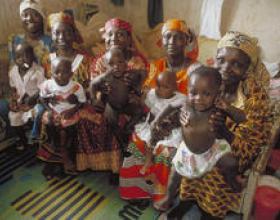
[[144, 58, 196, 94], [180, 35, 272, 217]]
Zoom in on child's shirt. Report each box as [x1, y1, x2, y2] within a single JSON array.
[[9, 62, 45, 102], [135, 88, 186, 147], [40, 79, 86, 113]]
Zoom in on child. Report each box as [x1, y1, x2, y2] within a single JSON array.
[[137, 71, 186, 175], [90, 46, 146, 147], [40, 56, 86, 176], [153, 66, 246, 211], [8, 42, 45, 150]]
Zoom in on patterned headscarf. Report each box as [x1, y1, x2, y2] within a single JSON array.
[[104, 18, 132, 34], [217, 31, 270, 91], [47, 11, 83, 44], [100, 18, 147, 58], [161, 19, 199, 61], [19, 0, 45, 18]]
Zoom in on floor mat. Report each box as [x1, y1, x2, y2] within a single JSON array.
[[0, 146, 157, 220]]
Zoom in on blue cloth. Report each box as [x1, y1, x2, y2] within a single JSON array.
[[8, 34, 53, 65], [31, 104, 45, 139]]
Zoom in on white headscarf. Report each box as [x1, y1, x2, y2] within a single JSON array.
[[19, 0, 45, 18]]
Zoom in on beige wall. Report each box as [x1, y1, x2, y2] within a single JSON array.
[[0, 0, 279, 62]]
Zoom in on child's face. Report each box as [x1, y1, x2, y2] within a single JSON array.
[[106, 50, 127, 77], [188, 75, 218, 112], [156, 74, 176, 99], [15, 45, 34, 71], [52, 60, 73, 86]]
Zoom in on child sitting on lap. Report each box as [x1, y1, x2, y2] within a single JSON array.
[[40, 56, 86, 177], [153, 66, 247, 211], [8, 42, 45, 150]]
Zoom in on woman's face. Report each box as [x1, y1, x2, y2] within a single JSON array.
[[20, 8, 43, 34], [104, 26, 131, 50], [51, 22, 75, 50], [162, 30, 187, 56], [215, 47, 251, 85]]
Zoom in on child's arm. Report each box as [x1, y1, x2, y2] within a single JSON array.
[[139, 144, 153, 175], [90, 73, 108, 104]]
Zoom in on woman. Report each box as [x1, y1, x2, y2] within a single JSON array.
[[143, 18, 199, 93], [76, 18, 148, 177], [8, 0, 52, 69], [91, 18, 148, 77], [36, 11, 95, 178], [176, 31, 272, 219], [119, 19, 198, 204]]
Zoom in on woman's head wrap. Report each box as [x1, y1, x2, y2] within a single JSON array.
[[161, 19, 199, 61], [100, 18, 147, 58], [217, 31, 270, 90], [48, 11, 83, 44], [19, 0, 45, 18]]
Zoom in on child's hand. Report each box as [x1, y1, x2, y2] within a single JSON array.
[[102, 82, 111, 95], [62, 108, 77, 119], [180, 109, 190, 127], [67, 94, 79, 104], [140, 161, 153, 175]]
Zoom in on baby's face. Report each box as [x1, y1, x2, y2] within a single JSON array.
[[52, 60, 72, 86], [106, 50, 127, 77], [188, 75, 218, 112], [14, 45, 34, 71], [156, 75, 176, 99]]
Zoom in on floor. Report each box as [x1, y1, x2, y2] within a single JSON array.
[[0, 142, 157, 220], [0, 136, 243, 220]]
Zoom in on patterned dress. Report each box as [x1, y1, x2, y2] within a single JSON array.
[[76, 51, 147, 173], [180, 74, 272, 218]]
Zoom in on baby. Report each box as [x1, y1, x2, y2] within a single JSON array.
[[137, 70, 186, 175], [40, 56, 86, 175], [8, 42, 45, 150], [91, 46, 146, 147], [153, 66, 246, 211]]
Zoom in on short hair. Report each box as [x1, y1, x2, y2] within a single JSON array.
[[51, 56, 72, 72], [189, 65, 222, 89], [13, 41, 34, 57], [104, 46, 125, 62], [156, 70, 177, 88]]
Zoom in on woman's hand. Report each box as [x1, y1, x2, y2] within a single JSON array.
[[209, 111, 234, 143]]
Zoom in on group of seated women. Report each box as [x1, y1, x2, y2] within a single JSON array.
[[0, 0, 276, 219]]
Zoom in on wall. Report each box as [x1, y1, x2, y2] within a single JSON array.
[[0, 0, 279, 62]]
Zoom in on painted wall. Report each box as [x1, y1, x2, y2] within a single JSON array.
[[0, 0, 279, 62]]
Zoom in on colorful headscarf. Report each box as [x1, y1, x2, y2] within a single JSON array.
[[47, 11, 83, 44], [104, 18, 132, 34], [19, 0, 45, 18], [217, 31, 270, 91], [100, 18, 148, 58], [161, 19, 199, 61]]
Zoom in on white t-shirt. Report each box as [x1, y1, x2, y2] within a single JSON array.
[[40, 79, 86, 113], [9, 62, 45, 102], [135, 89, 186, 148]]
